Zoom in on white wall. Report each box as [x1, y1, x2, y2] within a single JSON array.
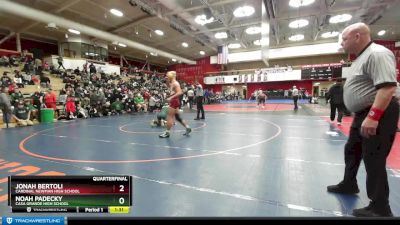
[[44, 55, 120, 75], [210, 42, 344, 64], [62, 35, 108, 49]]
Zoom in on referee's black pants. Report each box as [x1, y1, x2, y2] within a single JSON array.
[[330, 103, 345, 122], [293, 96, 298, 109], [196, 96, 205, 119], [343, 98, 399, 207]]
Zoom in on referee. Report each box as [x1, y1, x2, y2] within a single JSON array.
[[0, 86, 12, 128], [194, 82, 205, 120], [327, 22, 398, 217]]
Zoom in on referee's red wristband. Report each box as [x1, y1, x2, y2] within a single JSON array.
[[368, 107, 384, 121]]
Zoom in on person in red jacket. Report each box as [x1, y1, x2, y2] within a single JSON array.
[[65, 92, 76, 119], [44, 89, 57, 110]]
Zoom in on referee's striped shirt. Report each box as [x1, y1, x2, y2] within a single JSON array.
[[343, 42, 397, 113]]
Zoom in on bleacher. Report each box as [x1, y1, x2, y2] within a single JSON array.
[[0, 62, 135, 128], [0, 63, 66, 128]]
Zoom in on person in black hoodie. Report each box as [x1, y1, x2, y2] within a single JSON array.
[[89, 63, 96, 74], [326, 78, 345, 125]]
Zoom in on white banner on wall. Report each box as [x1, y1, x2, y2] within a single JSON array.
[[204, 69, 301, 85]]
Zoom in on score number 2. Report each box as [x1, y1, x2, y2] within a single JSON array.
[[119, 185, 126, 205]]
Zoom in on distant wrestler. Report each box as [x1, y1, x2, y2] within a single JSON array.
[[159, 71, 191, 138], [257, 89, 267, 108]]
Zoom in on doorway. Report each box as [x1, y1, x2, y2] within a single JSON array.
[[313, 86, 319, 97]]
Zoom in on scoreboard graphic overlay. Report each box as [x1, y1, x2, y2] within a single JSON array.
[[8, 176, 132, 214]]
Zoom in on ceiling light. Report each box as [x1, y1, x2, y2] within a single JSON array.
[[228, 43, 241, 49], [199, 51, 205, 55], [118, 43, 127, 47], [288, 34, 304, 41], [254, 38, 269, 46], [289, 19, 309, 29], [233, 6, 255, 18], [68, 29, 80, 35], [154, 30, 164, 36], [65, 33, 68, 39], [195, 14, 214, 25], [329, 14, 352, 24], [321, 31, 339, 38], [182, 42, 189, 47], [150, 52, 158, 56], [245, 26, 262, 35], [110, 9, 123, 17], [215, 32, 228, 39], [289, 0, 315, 7], [377, 30, 386, 36], [171, 58, 177, 62]]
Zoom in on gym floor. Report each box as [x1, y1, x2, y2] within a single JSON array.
[[1, 101, 400, 217]]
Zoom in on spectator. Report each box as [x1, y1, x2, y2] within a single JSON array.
[[83, 62, 88, 74], [76, 102, 88, 119], [24, 98, 38, 121], [57, 55, 66, 70], [89, 63, 96, 74], [43, 61, 49, 71], [40, 75, 51, 89], [10, 87, 24, 106], [1, 72, 12, 88], [31, 91, 43, 122], [65, 93, 76, 119], [22, 73, 32, 85], [148, 95, 157, 113], [74, 67, 80, 75], [9, 55, 18, 67], [124, 93, 135, 113], [1, 56, 11, 68], [111, 98, 124, 115], [34, 58, 42, 75], [14, 71, 24, 88], [134, 93, 146, 112], [44, 89, 57, 110], [12, 100, 34, 126]]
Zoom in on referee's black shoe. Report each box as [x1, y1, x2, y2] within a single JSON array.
[[327, 181, 359, 194], [352, 202, 393, 217]]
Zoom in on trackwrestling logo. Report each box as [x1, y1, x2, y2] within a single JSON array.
[[2, 217, 64, 225]]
